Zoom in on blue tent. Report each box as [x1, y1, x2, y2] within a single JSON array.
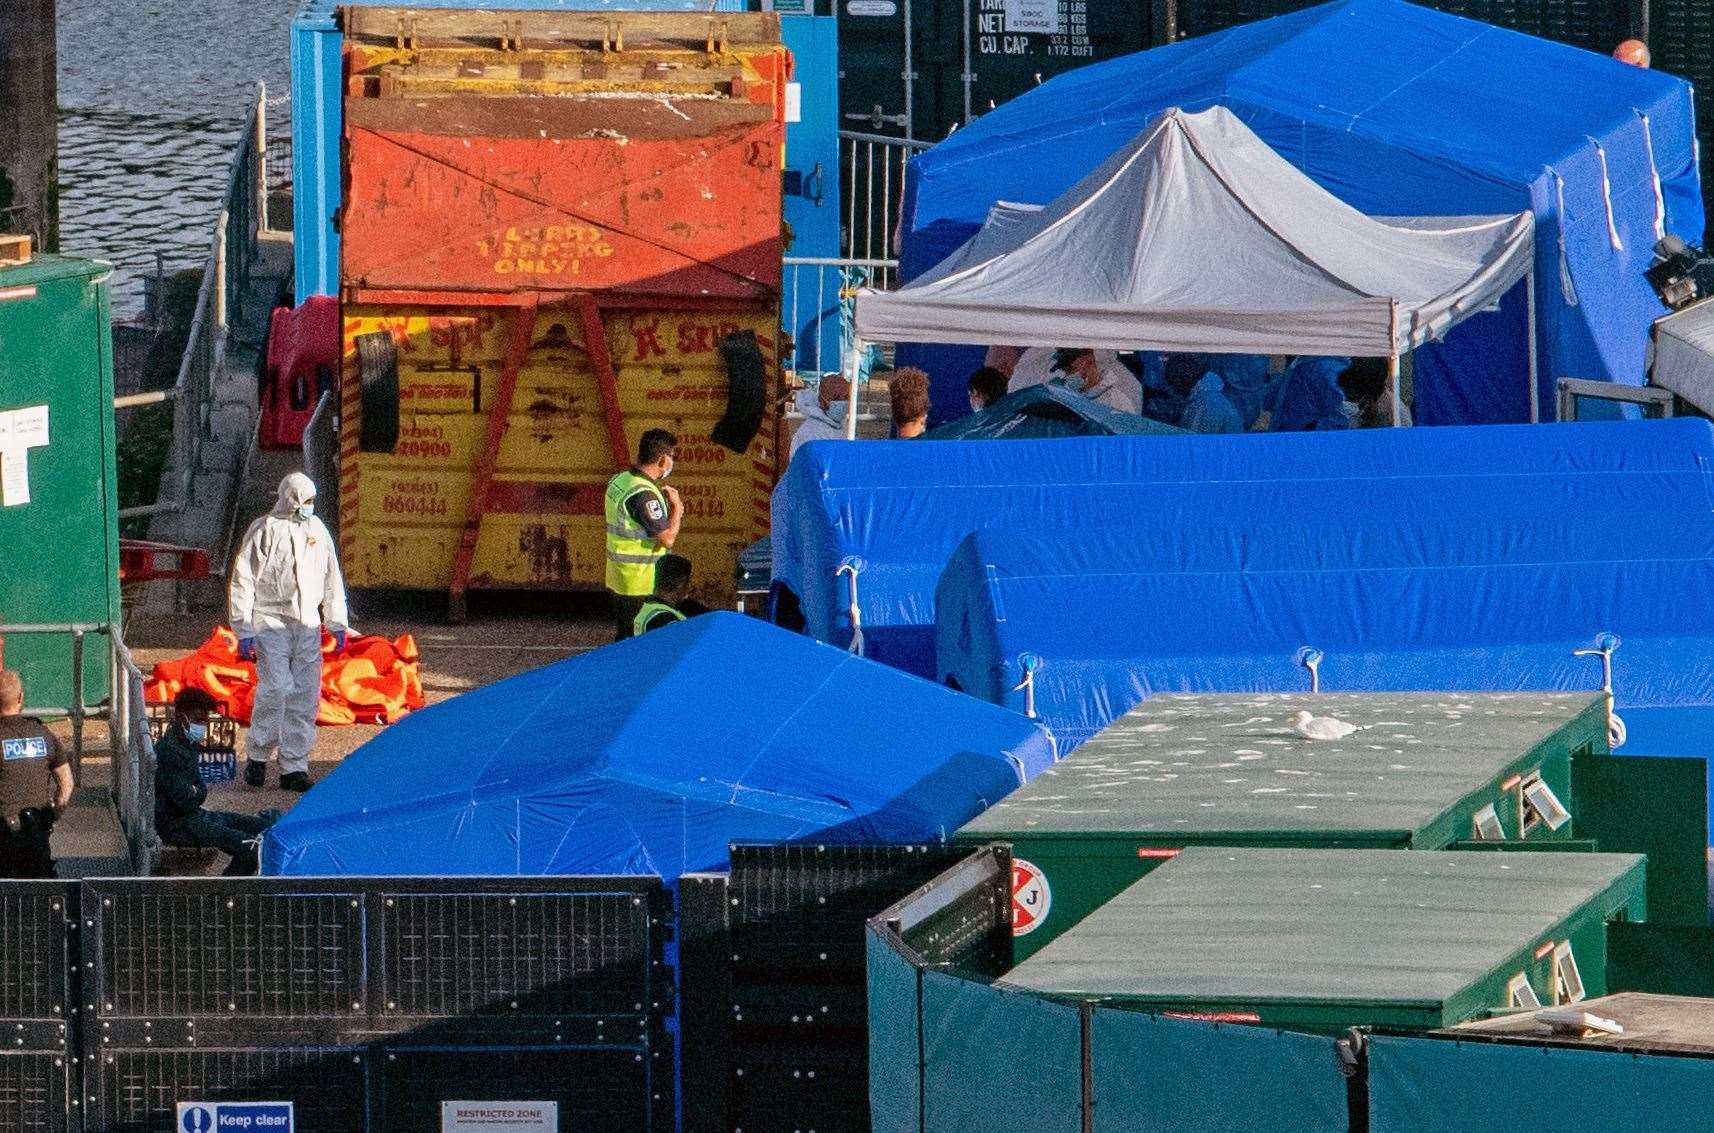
[[262, 613, 1055, 878], [937, 507, 1714, 751], [771, 419, 1714, 679], [926, 382, 1185, 440], [898, 0, 1701, 427]]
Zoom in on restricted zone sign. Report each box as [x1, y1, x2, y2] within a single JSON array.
[[1011, 858, 1051, 936], [442, 1101, 559, 1131], [176, 1101, 293, 1131]]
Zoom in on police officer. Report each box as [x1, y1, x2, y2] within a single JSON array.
[[632, 554, 694, 636], [605, 429, 682, 641], [0, 670, 74, 878]]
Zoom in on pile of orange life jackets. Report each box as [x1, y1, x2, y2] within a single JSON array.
[[145, 627, 425, 725]]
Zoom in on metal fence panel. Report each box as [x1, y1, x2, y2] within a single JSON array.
[[0, 1052, 70, 1133], [728, 843, 974, 980], [379, 1046, 653, 1133], [75, 876, 670, 1131], [377, 888, 652, 1022], [86, 1047, 368, 1133], [84, 882, 367, 1024]]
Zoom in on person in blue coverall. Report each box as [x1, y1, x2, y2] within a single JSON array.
[[1260, 357, 1352, 431], [1167, 355, 1244, 434]]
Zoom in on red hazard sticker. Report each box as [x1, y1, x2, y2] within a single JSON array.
[[1011, 859, 1052, 937]]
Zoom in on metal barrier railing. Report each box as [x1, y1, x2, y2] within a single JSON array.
[[0, 622, 156, 871], [840, 131, 931, 264], [116, 82, 273, 522], [782, 256, 899, 378]]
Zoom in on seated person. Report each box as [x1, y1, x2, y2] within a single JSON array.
[[155, 688, 275, 876], [0, 670, 74, 879], [1053, 348, 1143, 415], [890, 368, 932, 438], [635, 554, 696, 635], [966, 366, 1009, 413], [1168, 355, 1244, 434], [1338, 357, 1412, 428]]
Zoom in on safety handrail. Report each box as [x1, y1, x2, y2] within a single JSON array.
[[119, 81, 272, 522]]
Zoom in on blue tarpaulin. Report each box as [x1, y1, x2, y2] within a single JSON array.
[[772, 419, 1714, 680], [898, 0, 1701, 427], [937, 515, 1714, 750], [261, 613, 1055, 878], [927, 383, 1185, 440]]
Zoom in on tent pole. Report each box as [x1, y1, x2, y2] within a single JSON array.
[[845, 336, 863, 440], [1527, 269, 1541, 423], [1389, 299, 1402, 427]]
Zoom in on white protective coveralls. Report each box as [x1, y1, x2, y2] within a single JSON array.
[[228, 473, 349, 775]]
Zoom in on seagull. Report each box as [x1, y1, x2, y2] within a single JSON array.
[[1292, 710, 1362, 741]]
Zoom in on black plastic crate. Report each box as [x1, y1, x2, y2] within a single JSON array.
[[727, 845, 973, 979], [377, 889, 652, 1020], [83, 881, 367, 1020], [378, 1045, 653, 1133], [0, 1052, 70, 1133], [87, 1047, 367, 1133]]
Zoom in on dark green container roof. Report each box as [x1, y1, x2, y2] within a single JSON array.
[[961, 693, 1604, 842], [0, 254, 111, 289], [999, 847, 1644, 1013]]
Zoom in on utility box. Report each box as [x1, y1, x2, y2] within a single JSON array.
[[335, 9, 787, 614], [959, 692, 1605, 958], [999, 847, 1646, 1032], [0, 253, 119, 709]]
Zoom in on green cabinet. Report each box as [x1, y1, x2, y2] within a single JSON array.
[[0, 255, 119, 710], [999, 847, 1647, 1033], [959, 692, 1606, 958]]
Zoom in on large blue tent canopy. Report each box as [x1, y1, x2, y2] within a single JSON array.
[[898, 0, 1701, 426], [772, 419, 1714, 679], [937, 507, 1714, 751], [262, 613, 1055, 879]]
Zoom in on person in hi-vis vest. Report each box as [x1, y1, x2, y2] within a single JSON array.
[[633, 554, 694, 636], [604, 429, 682, 641]]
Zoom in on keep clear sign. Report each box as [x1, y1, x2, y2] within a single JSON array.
[[442, 1101, 559, 1131], [176, 1101, 293, 1131]]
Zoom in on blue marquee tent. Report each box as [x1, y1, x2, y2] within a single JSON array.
[[771, 419, 1714, 680], [898, 0, 1701, 426], [261, 613, 1055, 879], [936, 508, 1714, 752]]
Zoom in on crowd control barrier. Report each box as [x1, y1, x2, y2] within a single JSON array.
[[0, 875, 671, 1132], [680, 843, 996, 1133]]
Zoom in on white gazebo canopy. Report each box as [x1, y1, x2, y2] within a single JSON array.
[[852, 104, 1537, 426]]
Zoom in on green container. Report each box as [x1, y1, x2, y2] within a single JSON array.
[[999, 846, 1647, 1032], [958, 692, 1608, 958], [0, 254, 119, 711]]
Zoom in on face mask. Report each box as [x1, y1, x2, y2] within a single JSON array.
[[185, 722, 208, 744], [826, 399, 849, 427], [659, 460, 673, 481], [295, 503, 315, 520]]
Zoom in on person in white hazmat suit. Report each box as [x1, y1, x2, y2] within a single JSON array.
[[228, 472, 349, 792]]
